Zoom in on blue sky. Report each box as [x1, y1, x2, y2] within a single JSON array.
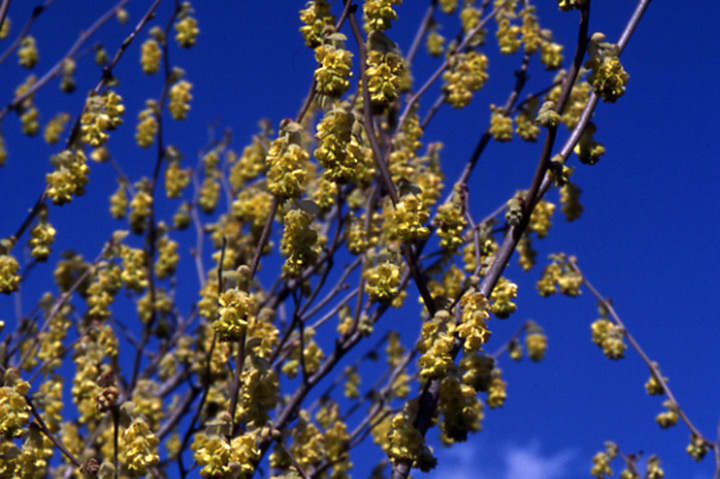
[[1, 1, 719, 478]]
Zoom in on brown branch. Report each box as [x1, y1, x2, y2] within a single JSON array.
[[0, 0, 130, 120], [395, 5, 501, 133], [569, 258, 714, 449], [404, 0, 436, 67], [26, 395, 81, 468], [0, 0, 54, 68]]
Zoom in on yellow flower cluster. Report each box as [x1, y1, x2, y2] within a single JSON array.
[[560, 180, 583, 221], [687, 434, 709, 462], [135, 101, 158, 148], [120, 246, 148, 293], [314, 34, 353, 98], [574, 121, 605, 165], [175, 4, 199, 48], [80, 90, 124, 147], [439, 0, 457, 14], [85, 264, 121, 320], [460, 5, 484, 47], [591, 451, 612, 478], [28, 219, 56, 261], [169, 80, 193, 120], [283, 327, 325, 378], [215, 287, 256, 341], [489, 106, 513, 141], [155, 235, 179, 279], [364, 0, 402, 32], [44, 112, 69, 144], [20, 105, 39, 136], [655, 400, 678, 429], [646, 455, 664, 479], [536, 253, 582, 297], [426, 31, 445, 57], [0, 17, 9, 39], [644, 371, 666, 396], [121, 417, 160, 476], [131, 381, 164, 429], [109, 182, 128, 219], [266, 122, 309, 200], [314, 103, 357, 182], [489, 277, 517, 318], [496, 17, 521, 55], [198, 177, 220, 213], [487, 370, 507, 408], [363, 254, 401, 304], [140, 38, 162, 74], [586, 34, 629, 103], [0, 369, 31, 438], [18, 36, 38, 68], [240, 356, 279, 427], [230, 127, 269, 189], [515, 98, 540, 141], [129, 185, 152, 234], [528, 198, 555, 238], [366, 48, 405, 110], [46, 149, 90, 205], [539, 31, 563, 70], [299, 0, 335, 48], [165, 160, 190, 198], [439, 374, 483, 443], [383, 194, 430, 243], [525, 325, 547, 361], [417, 311, 455, 380], [560, 81, 591, 129], [434, 202, 467, 253], [520, 6, 541, 53], [557, 0, 587, 11], [458, 291, 491, 353], [590, 318, 626, 360], [387, 405, 437, 472], [280, 209, 319, 277], [192, 430, 259, 479], [443, 51, 489, 109]]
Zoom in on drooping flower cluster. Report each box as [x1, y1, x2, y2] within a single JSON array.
[[536, 253, 582, 297], [363, 0, 402, 32], [458, 290, 491, 353], [215, 287, 256, 341], [364, 250, 402, 304], [280, 209, 319, 277], [365, 39, 405, 110], [169, 80, 193, 120], [434, 201, 467, 253], [417, 311, 455, 380], [80, 90, 124, 147], [299, 0, 335, 48], [489, 276, 517, 318], [135, 100, 158, 148], [0, 369, 31, 438], [46, 149, 90, 205], [439, 372, 483, 443], [590, 318, 626, 360], [140, 37, 162, 74], [314, 102, 357, 182], [175, 2, 199, 48], [314, 31, 353, 99], [383, 194, 430, 243], [266, 121, 310, 200], [586, 33, 629, 103], [442, 51, 489, 109], [18, 36, 38, 68]]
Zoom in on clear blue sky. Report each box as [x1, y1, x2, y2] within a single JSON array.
[[1, 1, 719, 478]]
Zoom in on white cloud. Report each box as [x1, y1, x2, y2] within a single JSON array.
[[502, 441, 575, 479], [429, 439, 575, 479]]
